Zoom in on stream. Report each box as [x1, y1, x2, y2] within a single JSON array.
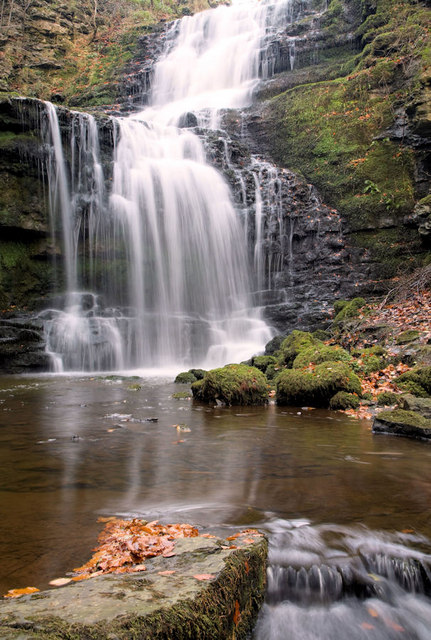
[[1, 374, 431, 637]]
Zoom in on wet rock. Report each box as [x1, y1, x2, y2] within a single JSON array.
[[373, 409, 431, 441], [0, 534, 267, 640], [401, 394, 431, 419]]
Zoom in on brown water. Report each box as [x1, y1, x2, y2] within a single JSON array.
[[1, 374, 431, 636]]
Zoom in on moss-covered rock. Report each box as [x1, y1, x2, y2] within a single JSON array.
[[329, 391, 360, 410], [188, 368, 207, 381], [376, 391, 400, 406], [276, 361, 361, 408], [278, 330, 322, 368], [292, 344, 351, 369], [175, 371, 197, 384], [191, 364, 268, 406], [251, 355, 277, 373], [333, 297, 367, 325], [396, 366, 431, 397], [373, 409, 431, 440], [0, 533, 268, 640]]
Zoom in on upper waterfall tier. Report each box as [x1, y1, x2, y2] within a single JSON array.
[[139, 0, 303, 127]]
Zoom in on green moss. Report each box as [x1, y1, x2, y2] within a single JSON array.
[[396, 366, 431, 397], [329, 391, 360, 410], [192, 364, 268, 406], [276, 361, 362, 408], [377, 391, 400, 406], [396, 329, 421, 345], [278, 330, 322, 368], [333, 297, 367, 325], [188, 368, 207, 381], [175, 371, 197, 384], [172, 391, 192, 399], [251, 355, 277, 373], [293, 344, 351, 369], [377, 409, 431, 430]]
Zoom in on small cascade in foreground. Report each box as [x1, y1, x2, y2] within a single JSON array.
[[253, 519, 431, 640]]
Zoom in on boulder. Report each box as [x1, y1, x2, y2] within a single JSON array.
[[373, 409, 431, 441], [0, 533, 267, 640]]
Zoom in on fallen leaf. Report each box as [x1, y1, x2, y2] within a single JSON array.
[[4, 586, 39, 598], [193, 574, 215, 581], [368, 607, 379, 618], [361, 623, 375, 630], [157, 570, 176, 576], [49, 578, 72, 587]]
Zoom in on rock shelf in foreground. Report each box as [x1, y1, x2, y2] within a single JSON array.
[[0, 533, 267, 640]]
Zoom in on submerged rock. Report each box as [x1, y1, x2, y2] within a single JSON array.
[[0, 532, 267, 640]]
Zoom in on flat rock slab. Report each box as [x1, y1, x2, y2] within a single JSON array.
[[0, 533, 267, 640], [373, 409, 431, 441]]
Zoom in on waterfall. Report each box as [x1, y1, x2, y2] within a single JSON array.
[[42, 0, 307, 372]]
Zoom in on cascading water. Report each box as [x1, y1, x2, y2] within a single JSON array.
[[43, 0, 308, 372], [253, 519, 431, 640]]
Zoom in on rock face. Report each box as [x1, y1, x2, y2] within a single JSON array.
[[0, 534, 267, 640]]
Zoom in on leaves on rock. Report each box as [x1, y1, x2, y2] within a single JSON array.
[[73, 519, 198, 578], [3, 586, 39, 598]]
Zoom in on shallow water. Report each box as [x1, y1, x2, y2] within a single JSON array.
[[1, 375, 431, 635]]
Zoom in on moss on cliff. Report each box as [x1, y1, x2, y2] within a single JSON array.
[[265, 0, 430, 277]]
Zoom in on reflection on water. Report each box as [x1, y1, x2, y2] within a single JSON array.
[[1, 375, 431, 635]]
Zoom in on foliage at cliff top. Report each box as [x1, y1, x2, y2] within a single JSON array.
[[0, 0, 225, 105], [267, 0, 430, 276]]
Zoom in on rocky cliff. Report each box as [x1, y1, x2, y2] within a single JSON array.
[[0, 0, 430, 372]]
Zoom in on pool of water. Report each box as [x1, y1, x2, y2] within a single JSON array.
[[1, 374, 431, 636]]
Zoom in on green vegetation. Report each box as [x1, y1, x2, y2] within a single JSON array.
[[191, 364, 269, 406], [175, 371, 198, 384], [376, 391, 400, 406], [276, 361, 362, 408], [277, 330, 321, 368], [251, 355, 277, 373], [267, 0, 430, 276], [0, 0, 226, 106], [376, 408, 431, 430], [329, 391, 360, 410], [333, 297, 367, 325], [396, 366, 431, 397], [292, 343, 351, 368]]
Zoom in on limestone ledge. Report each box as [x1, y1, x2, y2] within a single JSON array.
[[0, 534, 267, 640]]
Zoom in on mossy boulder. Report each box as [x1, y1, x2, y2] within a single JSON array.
[[329, 391, 360, 410], [278, 330, 321, 368], [251, 355, 277, 373], [188, 368, 207, 381], [292, 344, 351, 369], [175, 371, 197, 384], [352, 348, 386, 376], [373, 409, 431, 440], [396, 366, 431, 397], [276, 361, 361, 408], [264, 335, 286, 355], [191, 364, 268, 406], [376, 391, 400, 406], [333, 298, 367, 325]]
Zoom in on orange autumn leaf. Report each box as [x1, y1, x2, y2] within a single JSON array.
[[4, 586, 40, 598], [157, 570, 176, 576], [193, 574, 215, 581], [368, 607, 379, 618], [361, 623, 375, 630]]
